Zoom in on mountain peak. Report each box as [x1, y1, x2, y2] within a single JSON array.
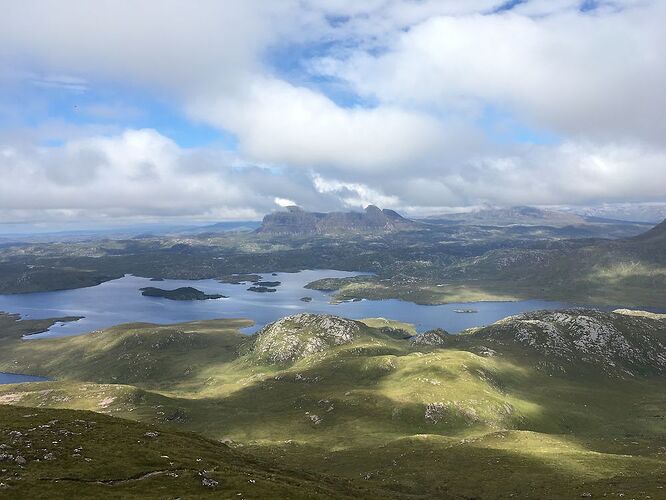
[[252, 313, 365, 364], [258, 206, 419, 235]]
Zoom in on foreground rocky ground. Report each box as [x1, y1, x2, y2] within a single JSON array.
[[0, 405, 378, 499]]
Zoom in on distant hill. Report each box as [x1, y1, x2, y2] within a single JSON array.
[[440, 217, 666, 307], [419, 205, 653, 240], [632, 217, 666, 244], [573, 203, 666, 223], [176, 220, 261, 235], [422, 205, 653, 230], [258, 205, 420, 235], [0, 221, 261, 244], [422, 206, 589, 227]]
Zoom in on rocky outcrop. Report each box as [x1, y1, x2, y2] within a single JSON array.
[[253, 313, 365, 364], [613, 309, 666, 320], [258, 205, 419, 236], [473, 309, 666, 376], [410, 328, 451, 346]]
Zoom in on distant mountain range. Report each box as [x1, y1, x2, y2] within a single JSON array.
[[571, 203, 666, 224], [0, 221, 262, 244], [3, 205, 656, 244], [421, 205, 641, 227], [258, 205, 420, 235], [257, 204, 653, 239]]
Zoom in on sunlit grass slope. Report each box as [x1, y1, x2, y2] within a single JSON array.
[[0, 310, 664, 497]]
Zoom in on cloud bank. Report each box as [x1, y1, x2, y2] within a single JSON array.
[[0, 0, 664, 223]]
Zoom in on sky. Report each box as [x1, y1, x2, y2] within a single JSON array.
[[1, 0, 665, 228]]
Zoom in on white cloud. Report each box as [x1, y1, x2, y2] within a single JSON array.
[[373, 140, 666, 208], [28, 74, 88, 92], [0, 1, 664, 222], [188, 76, 447, 172], [0, 1, 286, 93], [0, 129, 303, 222], [274, 197, 296, 207], [0, 128, 410, 223], [312, 174, 400, 209], [317, 3, 666, 145]]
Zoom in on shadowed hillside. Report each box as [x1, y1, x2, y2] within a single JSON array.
[[632, 217, 666, 244], [0, 311, 664, 497], [0, 404, 379, 499]]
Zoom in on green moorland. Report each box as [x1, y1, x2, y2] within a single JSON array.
[[305, 220, 666, 308], [0, 310, 664, 498], [0, 215, 663, 310], [0, 405, 379, 499]]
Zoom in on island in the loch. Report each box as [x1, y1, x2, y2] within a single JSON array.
[[252, 281, 281, 287], [140, 286, 227, 301], [247, 286, 277, 293]]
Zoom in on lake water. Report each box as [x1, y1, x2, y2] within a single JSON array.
[[0, 270, 594, 339], [0, 372, 49, 384]]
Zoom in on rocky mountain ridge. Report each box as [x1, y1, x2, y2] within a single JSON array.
[[257, 205, 419, 235], [252, 309, 666, 376], [468, 309, 666, 376]]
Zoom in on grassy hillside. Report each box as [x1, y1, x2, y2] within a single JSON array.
[[0, 318, 253, 390], [0, 404, 379, 499], [310, 219, 666, 308], [0, 311, 664, 497]]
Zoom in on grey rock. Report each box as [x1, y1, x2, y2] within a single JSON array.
[[254, 313, 363, 364], [474, 309, 666, 375], [201, 477, 219, 488], [410, 328, 451, 346]]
